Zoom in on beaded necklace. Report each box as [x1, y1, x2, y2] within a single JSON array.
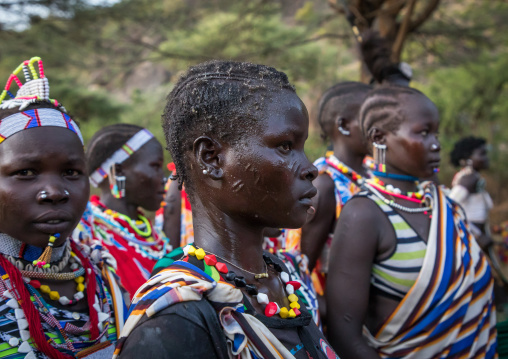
[[365, 177, 433, 214], [0, 241, 112, 358], [325, 154, 366, 186], [184, 244, 302, 319], [90, 198, 170, 260]]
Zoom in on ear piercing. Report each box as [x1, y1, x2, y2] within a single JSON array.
[[338, 125, 350, 136], [202, 169, 208, 175]]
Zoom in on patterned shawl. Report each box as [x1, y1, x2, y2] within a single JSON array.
[[363, 185, 497, 358]]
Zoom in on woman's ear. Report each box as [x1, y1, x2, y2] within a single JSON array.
[[367, 127, 386, 145], [335, 116, 351, 136], [193, 136, 224, 180]]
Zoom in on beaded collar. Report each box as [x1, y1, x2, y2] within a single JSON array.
[[0, 232, 67, 262], [325, 154, 367, 187], [89, 197, 171, 260]]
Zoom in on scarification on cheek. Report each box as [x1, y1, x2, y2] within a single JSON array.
[[231, 179, 245, 193]]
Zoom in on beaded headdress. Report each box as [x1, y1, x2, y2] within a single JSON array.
[[0, 56, 83, 145], [89, 128, 155, 187]]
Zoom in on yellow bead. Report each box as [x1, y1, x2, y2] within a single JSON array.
[[135, 220, 143, 225], [75, 276, 84, 283], [279, 307, 289, 318], [49, 291, 60, 301], [105, 209, 113, 215], [187, 245, 196, 256], [195, 248, 206, 260], [49, 236, 56, 243], [76, 283, 85, 292], [290, 301, 300, 309], [40, 285, 51, 294], [288, 309, 296, 318], [288, 294, 298, 303], [343, 167, 349, 174]]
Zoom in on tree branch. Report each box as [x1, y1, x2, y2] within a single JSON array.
[[408, 0, 440, 33], [392, 0, 417, 62]]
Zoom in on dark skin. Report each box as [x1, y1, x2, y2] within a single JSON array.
[[326, 93, 440, 358], [301, 100, 370, 273], [0, 126, 90, 311], [120, 89, 318, 359], [456, 144, 492, 248], [188, 89, 317, 314], [98, 138, 165, 219], [162, 176, 184, 249]]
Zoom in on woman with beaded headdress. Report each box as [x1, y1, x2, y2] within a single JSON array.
[[326, 85, 497, 358], [74, 124, 172, 298], [0, 57, 128, 358], [114, 60, 339, 359]]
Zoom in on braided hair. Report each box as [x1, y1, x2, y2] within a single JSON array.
[[86, 123, 144, 177], [162, 60, 295, 191], [450, 136, 486, 167], [316, 81, 372, 141], [359, 85, 425, 137]]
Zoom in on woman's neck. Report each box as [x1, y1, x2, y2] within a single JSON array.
[[333, 142, 367, 177], [191, 204, 267, 275], [100, 190, 139, 219], [377, 164, 420, 192]]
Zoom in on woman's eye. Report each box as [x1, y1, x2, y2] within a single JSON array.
[[278, 143, 292, 152], [15, 169, 36, 177], [64, 169, 81, 177]]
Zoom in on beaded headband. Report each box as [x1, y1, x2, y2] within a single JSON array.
[[89, 129, 155, 187], [0, 108, 83, 145], [0, 57, 83, 145]]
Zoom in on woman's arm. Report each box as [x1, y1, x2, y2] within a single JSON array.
[[326, 197, 382, 359], [300, 174, 336, 272], [163, 180, 182, 250]]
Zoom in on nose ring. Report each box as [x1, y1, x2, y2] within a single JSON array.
[[39, 190, 48, 199], [64, 190, 70, 196], [431, 144, 439, 150]]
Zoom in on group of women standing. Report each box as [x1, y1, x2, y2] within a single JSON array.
[[0, 54, 498, 359]]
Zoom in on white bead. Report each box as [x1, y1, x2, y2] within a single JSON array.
[[280, 272, 290, 283], [22, 277, 31, 283], [394, 188, 402, 195], [24, 352, 37, 359], [182, 246, 189, 256], [17, 341, 31, 353], [20, 329, 30, 341], [93, 303, 101, 313], [9, 337, 19, 346], [72, 312, 80, 320], [286, 284, 295, 295], [17, 318, 29, 330], [15, 309, 25, 320], [386, 184, 394, 191], [70, 263, 79, 270], [74, 291, 85, 301], [256, 293, 269, 305], [59, 296, 70, 305], [7, 298, 19, 309], [98, 312, 109, 323], [275, 303, 281, 314], [3, 289, 13, 298]]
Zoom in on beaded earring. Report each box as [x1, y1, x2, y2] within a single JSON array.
[[33, 233, 60, 268], [109, 164, 126, 199], [373, 142, 387, 172]]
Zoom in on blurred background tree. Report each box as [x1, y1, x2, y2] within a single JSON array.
[[0, 0, 507, 219]]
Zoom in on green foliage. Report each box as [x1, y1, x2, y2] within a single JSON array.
[[1, 0, 507, 201]]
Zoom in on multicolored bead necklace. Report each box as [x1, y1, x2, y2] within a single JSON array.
[[183, 244, 302, 318], [325, 154, 366, 186], [90, 196, 170, 260], [24, 252, 86, 306], [365, 177, 433, 214]]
